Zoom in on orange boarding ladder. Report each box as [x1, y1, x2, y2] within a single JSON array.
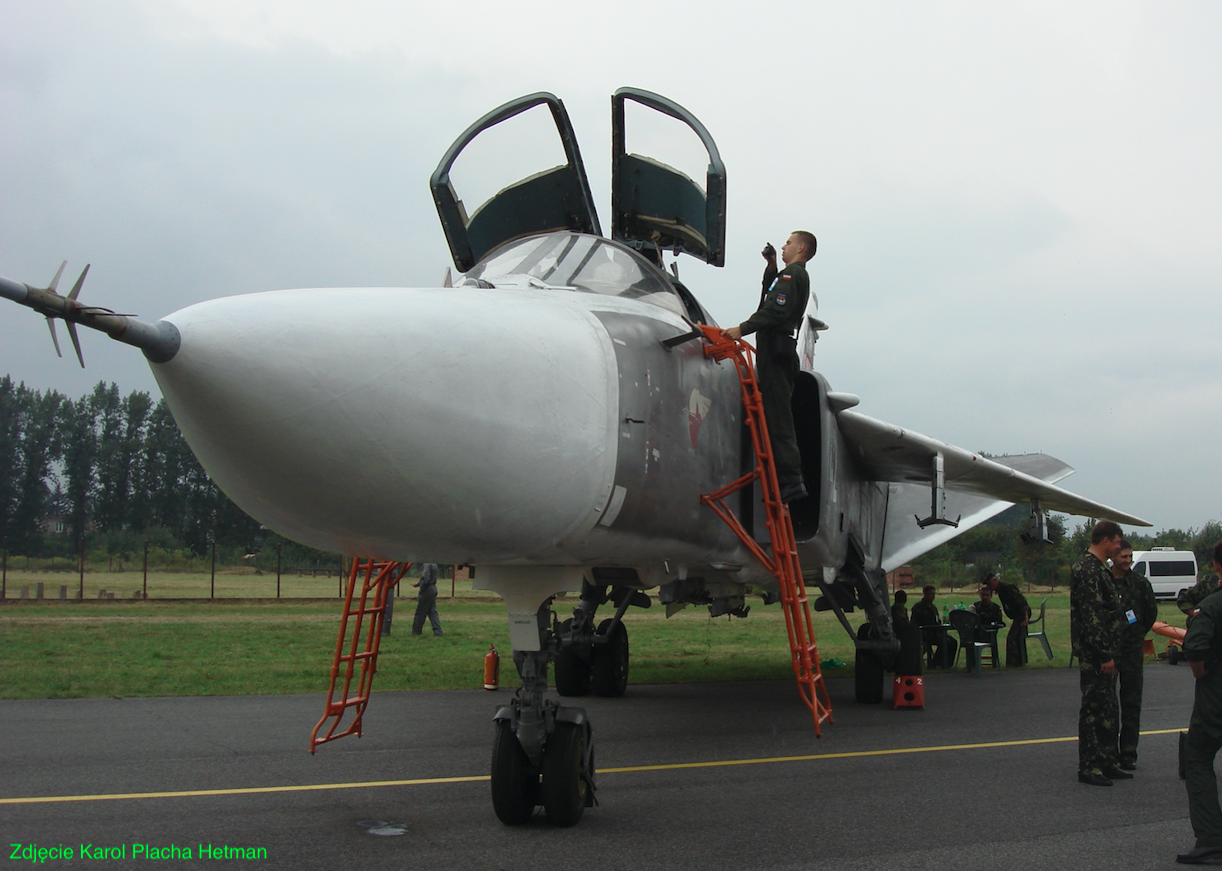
[[310, 559, 411, 751], [697, 325, 833, 736]]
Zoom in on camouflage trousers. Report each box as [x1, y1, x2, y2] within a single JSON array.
[[1078, 667, 1119, 776], [1116, 645, 1145, 765]]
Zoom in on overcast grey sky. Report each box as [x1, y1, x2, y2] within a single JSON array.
[[2, 0, 1219, 533]]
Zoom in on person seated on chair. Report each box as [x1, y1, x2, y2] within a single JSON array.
[[972, 585, 1005, 626], [911, 584, 957, 668], [972, 585, 1005, 645], [891, 589, 910, 630]]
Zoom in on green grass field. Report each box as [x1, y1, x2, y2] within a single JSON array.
[[0, 591, 1187, 700]]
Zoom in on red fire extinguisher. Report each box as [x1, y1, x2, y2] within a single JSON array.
[[484, 645, 499, 690]]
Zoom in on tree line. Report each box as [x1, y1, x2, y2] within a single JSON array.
[[0, 376, 262, 560], [912, 503, 1222, 590]]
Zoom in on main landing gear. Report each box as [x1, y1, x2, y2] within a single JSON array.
[[553, 584, 645, 698]]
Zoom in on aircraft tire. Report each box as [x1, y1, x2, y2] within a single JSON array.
[[541, 721, 590, 827], [591, 619, 629, 697], [554, 620, 593, 697], [855, 623, 885, 704], [1169, 645, 1181, 666], [491, 721, 538, 825]]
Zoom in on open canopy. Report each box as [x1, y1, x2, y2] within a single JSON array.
[[431, 89, 726, 272], [611, 88, 726, 267], [430, 93, 601, 273]]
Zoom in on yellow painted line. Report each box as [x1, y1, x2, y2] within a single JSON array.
[[0, 728, 1184, 806], [0, 776, 490, 805], [602, 727, 1183, 773]]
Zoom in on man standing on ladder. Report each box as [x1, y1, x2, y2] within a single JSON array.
[[723, 231, 816, 504]]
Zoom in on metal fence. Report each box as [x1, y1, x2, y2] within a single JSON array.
[[0, 544, 480, 600]]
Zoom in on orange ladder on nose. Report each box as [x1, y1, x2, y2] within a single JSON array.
[[697, 325, 833, 736], [310, 559, 411, 751]]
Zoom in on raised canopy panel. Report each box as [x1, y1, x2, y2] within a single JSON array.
[[431, 93, 601, 272], [612, 88, 727, 267]]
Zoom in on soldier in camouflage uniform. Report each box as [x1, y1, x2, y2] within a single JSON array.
[[971, 585, 1005, 626], [985, 573, 1031, 668], [1070, 520, 1127, 786], [1176, 542, 1222, 865], [1180, 573, 1221, 618], [1110, 539, 1157, 770], [724, 231, 815, 504]]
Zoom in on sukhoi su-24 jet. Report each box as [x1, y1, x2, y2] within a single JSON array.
[[0, 88, 1148, 828]]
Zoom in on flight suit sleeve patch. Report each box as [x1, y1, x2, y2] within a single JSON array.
[[775, 293, 787, 305]]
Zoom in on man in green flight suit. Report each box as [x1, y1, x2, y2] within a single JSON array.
[[1110, 538, 1158, 770], [1177, 541, 1222, 865], [723, 231, 815, 504], [1070, 519, 1128, 786], [984, 573, 1031, 668]]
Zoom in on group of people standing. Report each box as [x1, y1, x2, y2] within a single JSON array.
[[1071, 520, 1222, 866], [1070, 521, 1158, 786]]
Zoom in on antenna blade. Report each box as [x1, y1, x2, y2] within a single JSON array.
[[67, 322, 85, 368], [67, 264, 90, 301], [48, 261, 67, 293], [442, 267, 453, 287], [45, 317, 63, 357]]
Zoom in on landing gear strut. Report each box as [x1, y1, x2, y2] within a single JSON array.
[[490, 603, 597, 826]]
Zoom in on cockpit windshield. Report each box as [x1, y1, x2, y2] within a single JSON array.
[[466, 232, 686, 316]]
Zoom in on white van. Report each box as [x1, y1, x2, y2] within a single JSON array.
[[1131, 548, 1198, 600]]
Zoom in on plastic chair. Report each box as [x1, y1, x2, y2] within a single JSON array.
[[1024, 597, 1054, 660], [947, 609, 998, 673]]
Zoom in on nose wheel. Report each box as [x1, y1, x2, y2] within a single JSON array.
[[490, 628, 597, 826]]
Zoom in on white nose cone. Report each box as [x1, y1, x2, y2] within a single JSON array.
[[152, 287, 619, 562]]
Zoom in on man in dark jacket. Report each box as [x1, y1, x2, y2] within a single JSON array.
[[971, 585, 1004, 625], [1177, 541, 1222, 864], [891, 589, 910, 631], [985, 573, 1031, 668], [1110, 539, 1157, 770], [911, 584, 957, 668], [723, 231, 815, 504]]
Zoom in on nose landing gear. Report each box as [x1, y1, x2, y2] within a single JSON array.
[[490, 608, 598, 827]]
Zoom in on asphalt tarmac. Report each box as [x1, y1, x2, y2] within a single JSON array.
[[0, 662, 1203, 870]]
